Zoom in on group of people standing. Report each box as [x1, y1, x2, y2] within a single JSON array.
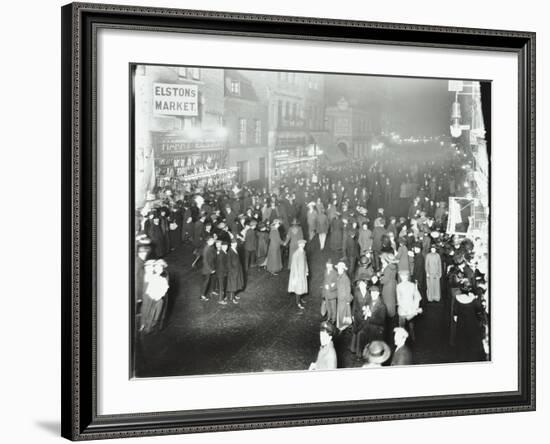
[[135, 151, 489, 368]]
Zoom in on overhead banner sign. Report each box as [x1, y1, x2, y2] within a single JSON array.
[[153, 83, 198, 116]]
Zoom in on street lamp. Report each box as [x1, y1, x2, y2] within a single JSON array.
[[450, 98, 463, 138], [448, 82, 475, 138]]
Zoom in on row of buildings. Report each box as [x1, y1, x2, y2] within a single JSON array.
[[134, 65, 382, 208]]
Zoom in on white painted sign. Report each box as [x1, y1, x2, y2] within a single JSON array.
[[448, 80, 464, 92], [152, 83, 198, 116]]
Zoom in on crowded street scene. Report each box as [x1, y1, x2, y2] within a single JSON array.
[[132, 64, 490, 377]]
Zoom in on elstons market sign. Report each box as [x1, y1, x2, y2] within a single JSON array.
[[153, 83, 198, 116]]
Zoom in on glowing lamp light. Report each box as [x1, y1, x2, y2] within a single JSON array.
[[450, 121, 462, 138], [450, 100, 462, 137]]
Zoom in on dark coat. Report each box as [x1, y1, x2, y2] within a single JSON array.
[[214, 227, 229, 244], [193, 220, 204, 247], [256, 231, 269, 263], [316, 212, 330, 234], [352, 287, 371, 331], [148, 223, 165, 258], [372, 226, 386, 252], [329, 217, 343, 252], [215, 250, 228, 277], [321, 269, 338, 300], [391, 345, 413, 366], [412, 253, 426, 294], [363, 297, 387, 344], [386, 222, 398, 239], [344, 233, 359, 260], [201, 244, 216, 275], [244, 228, 258, 252], [226, 249, 244, 292]]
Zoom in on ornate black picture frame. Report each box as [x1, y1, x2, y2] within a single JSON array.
[[61, 2, 535, 440]]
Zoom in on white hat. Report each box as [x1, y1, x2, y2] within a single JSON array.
[[336, 260, 348, 270]]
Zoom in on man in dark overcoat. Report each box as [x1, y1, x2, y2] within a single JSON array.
[[199, 236, 216, 301]]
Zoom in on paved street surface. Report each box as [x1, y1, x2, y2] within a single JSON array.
[[135, 235, 455, 378], [135, 144, 463, 378]]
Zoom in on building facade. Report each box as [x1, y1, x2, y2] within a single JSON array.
[[224, 70, 269, 186], [134, 65, 229, 207], [246, 71, 332, 190], [325, 97, 372, 160]]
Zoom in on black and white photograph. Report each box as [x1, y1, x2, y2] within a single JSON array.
[[131, 64, 491, 378]]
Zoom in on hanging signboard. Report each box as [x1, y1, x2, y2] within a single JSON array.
[[446, 196, 488, 238], [153, 83, 199, 116], [448, 80, 464, 92]]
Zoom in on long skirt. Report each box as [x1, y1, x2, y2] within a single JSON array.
[[140, 297, 166, 334], [266, 244, 283, 274], [336, 300, 352, 330]]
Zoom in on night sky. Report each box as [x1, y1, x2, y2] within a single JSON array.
[[324, 74, 452, 137]]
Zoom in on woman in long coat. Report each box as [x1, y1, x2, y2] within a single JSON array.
[[147, 216, 166, 259], [396, 238, 410, 275], [380, 255, 398, 318], [284, 220, 304, 270], [226, 240, 244, 303], [357, 224, 373, 256], [288, 240, 309, 308], [266, 220, 283, 275], [168, 207, 182, 251], [454, 291, 486, 362], [410, 245, 426, 299], [335, 261, 353, 331], [158, 208, 171, 254], [256, 223, 269, 267], [363, 286, 387, 345], [425, 245, 442, 302], [316, 209, 330, 251]]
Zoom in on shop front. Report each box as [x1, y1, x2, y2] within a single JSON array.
[[269, 133, 319, 189], [153, 131, 235, 194]]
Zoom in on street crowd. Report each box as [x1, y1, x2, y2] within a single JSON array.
[[134, 151, 490, 370]]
